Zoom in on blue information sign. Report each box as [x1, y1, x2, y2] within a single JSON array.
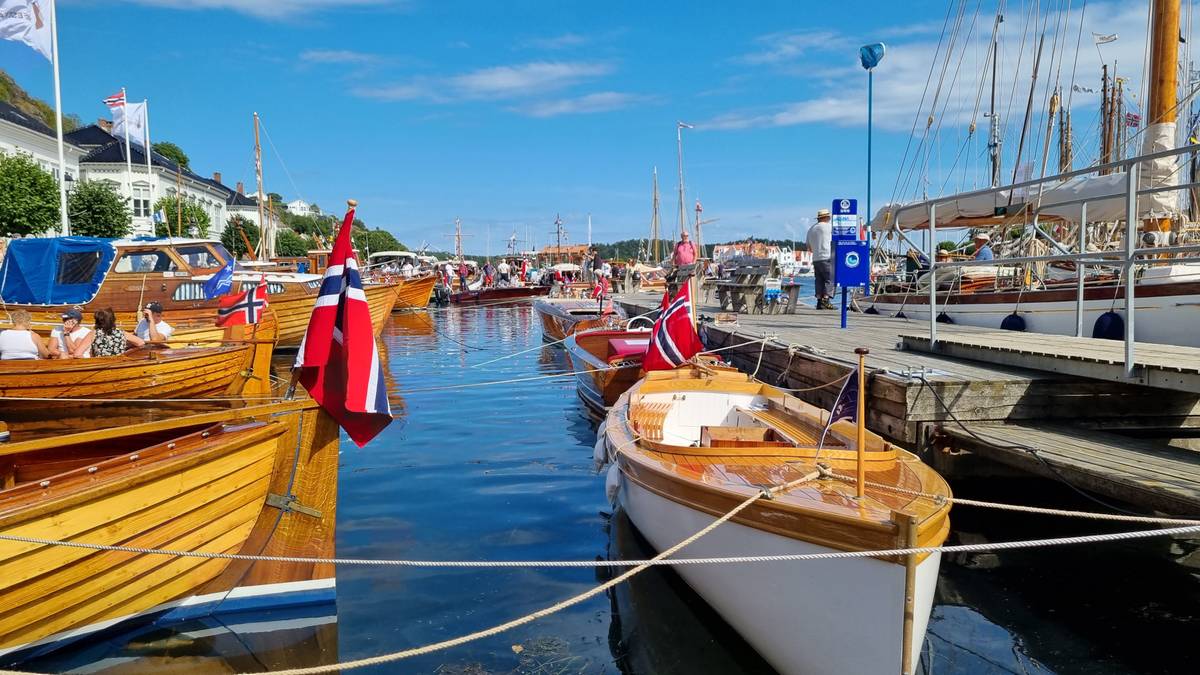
[[835, 240, 870, 288], [831, 198, 859, 242]]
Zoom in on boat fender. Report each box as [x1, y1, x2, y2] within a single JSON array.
[[936, 312, 955, 324], [1092, 311, 1125, 340], [593, 434, 608, 468], [863, 305, 880, 314], [1000, 312, 1026, 331], [605, 463, 622, 505], [894, 311, 907, 319]]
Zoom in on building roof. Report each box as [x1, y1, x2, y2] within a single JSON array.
[[0, 100, 56, 137], [63, 124, 120, 149], [74, 126, 236, 198], [226, 190, 259, 207]]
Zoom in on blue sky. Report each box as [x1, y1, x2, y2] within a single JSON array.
[[1, 1, 1167, 254]]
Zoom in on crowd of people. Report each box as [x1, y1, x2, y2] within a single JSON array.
[[0, 303, 173, 361]]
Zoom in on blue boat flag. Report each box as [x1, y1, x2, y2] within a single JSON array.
[[204, 261, 235, 299]]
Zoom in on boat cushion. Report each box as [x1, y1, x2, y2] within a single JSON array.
[[608, 338, 649, 359]]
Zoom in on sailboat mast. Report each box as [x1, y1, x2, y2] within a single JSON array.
[[650, 167, 661, 261], [253, 112, 268, 259], [1143, 0, 1181, 233], [1100, 65, 1112, 173], [988, 24, 1002, 187]]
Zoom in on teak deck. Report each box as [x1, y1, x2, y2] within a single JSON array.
[[617, 291, 1200, 515]]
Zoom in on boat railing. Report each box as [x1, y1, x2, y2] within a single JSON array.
[[891, 143, 1200, 378]]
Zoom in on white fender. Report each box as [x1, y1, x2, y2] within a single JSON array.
[[593, 434, 608, 467], [605, 463, 621, 505]]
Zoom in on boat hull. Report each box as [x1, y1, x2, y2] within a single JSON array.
[[616, 469, 940, 675], [0, 403, 340, 664], [563, 329, 647, 419], [866, 281, 1200, 347], [450, 285, 550, 305], [533, 298, 624, 343], [386, 274, 439, 312]]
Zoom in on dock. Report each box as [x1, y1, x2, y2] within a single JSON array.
[[616, 291, 1200, 515]]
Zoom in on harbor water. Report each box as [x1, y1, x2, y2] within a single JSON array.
[[23, 301, 1198, 674]]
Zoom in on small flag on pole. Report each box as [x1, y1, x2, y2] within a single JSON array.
[[0, 0, 53, 60], [102, 90, 126, 108], [1125, 112, 1141, 128], [294, 202, 392, 447], [1092, 32, 1118, 45], [643, 283, 703, 371], [203, 260, 235, 299], [216, 276, 268, 327], [111, 100, 147, 146], [817, 367, 860, 449]]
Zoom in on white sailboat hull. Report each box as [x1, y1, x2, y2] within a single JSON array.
[[867, 289, 1200, 348], [616, 473, 940, 675]]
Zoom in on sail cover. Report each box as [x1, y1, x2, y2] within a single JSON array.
[[0, 237, 116, 305]]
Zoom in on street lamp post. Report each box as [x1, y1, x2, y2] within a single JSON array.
[[860, 43, 886, 249]]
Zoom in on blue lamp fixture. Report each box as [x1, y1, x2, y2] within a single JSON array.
[[860, 42, 885, 247]]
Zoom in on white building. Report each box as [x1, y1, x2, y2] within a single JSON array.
[[286, 199, 320, 217], [0, 101, 88, 235]]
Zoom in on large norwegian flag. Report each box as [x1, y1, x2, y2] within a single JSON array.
[[294, 203, 392, 447], [643, 282, 704, 371], [215, 276, 268, 327]]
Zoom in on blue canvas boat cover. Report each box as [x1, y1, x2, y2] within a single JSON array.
[[0, 237, 117, 305]]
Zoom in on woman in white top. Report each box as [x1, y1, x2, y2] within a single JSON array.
[[50, 307, 93, 358], [0, 309, 51, 360]]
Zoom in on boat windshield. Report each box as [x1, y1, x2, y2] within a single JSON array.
[[174, 244, 224, 271], [211, 243, 236, 266]]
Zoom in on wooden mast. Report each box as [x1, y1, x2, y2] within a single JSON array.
[[253, 112, 267, 260], [1145, 0, 1181, 234], [650, 167, 661, 262], [1100, 65, 1111, 174]]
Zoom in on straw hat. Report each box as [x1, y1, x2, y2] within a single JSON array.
[[973, 232, 991, 242], [816, 208, 831, 218]]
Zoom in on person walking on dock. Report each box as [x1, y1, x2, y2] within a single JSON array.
[[807, 208, 834, 310]]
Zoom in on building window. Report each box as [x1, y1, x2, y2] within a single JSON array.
[[132, 184, 150, 218]]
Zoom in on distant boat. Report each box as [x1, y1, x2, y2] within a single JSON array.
[[532, 297, 626, 343], [450, 285, 550, 305], [599, 366, 952, 675], [0, 400, 341, 665]]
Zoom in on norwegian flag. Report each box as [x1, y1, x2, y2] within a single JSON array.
[[103, 91, 125, 108], [294, 204, 392, 447], [643, 283, 704, 371], [216, 276, 269, 327], [591, 274, 610, 299]]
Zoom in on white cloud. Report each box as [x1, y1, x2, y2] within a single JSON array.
[[522, 32, 591, 50], [450, 62, 613, 98], [518, 91, 646, 118], [122, 0, 401, 19], [735, 29, 846, 65], [299, 49, 379, 64], [355, 61, 615, 104]]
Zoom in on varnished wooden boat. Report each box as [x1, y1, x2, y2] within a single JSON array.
[[532, 297, 626, 343], [0, 316, 276, 406], [450, 284, 550, 305], [600, 366, 952, 675], [385, 273, 439, 312], [0, 237, 404, 347], [0, 399, 340, 665]]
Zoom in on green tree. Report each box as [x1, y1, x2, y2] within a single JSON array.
[[937, 241, 958, 252], [151, 141, 189, 170], [222, 215, 261, 259], [267, 192, 284, 205], [67, 180, 132, 238], [152, 196, 211, 237], [275, 229, 314, 257], [0, 153, 59, 237], [352, 228, 403, 255]]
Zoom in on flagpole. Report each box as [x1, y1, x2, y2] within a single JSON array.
[[48, 0, 68, 235], [143, 99, 152, 208], [122, 87, 133, 203], [854, 347, 868, 499]]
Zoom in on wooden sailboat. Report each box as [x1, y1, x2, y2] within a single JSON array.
[[532, 297, 627, 343], [0, 313, 276, 405], [600, 366, 951, 675], [0, 399, 340, 665]]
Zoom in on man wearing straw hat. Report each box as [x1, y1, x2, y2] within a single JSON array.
[[972, 232, 994, 261], [806, 208, 835, 309]]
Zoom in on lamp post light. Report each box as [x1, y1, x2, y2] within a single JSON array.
[[860, 43, 886, 246]]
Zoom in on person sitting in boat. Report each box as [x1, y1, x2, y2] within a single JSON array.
[[50, 307, 93, 359], [135, 301, 174, 343], [0, 310, 51, 360], [401, 260, 415, 278], [91, 308, 147, 357], [973, 233, 994, 261]]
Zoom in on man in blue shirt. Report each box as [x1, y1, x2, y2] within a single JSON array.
[[973, 233, 995, 261]]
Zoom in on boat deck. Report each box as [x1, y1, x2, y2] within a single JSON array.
[[901, 330, 1200, 394], [615, 290, 1200, 515]]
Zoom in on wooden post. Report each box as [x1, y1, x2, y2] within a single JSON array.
[[895, 510, 919, 675], [854, 347, 869, 499], [175, 165, 183, 237]]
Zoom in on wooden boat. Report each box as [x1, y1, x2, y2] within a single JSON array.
[[450, 284, 550, 306], [599, 366, 951, 675], [564, 328, 652, 417], [0, 236, 404, 347], [0, 315, 276, 406], [385, 272, 439, 312], [532, 297, 626, 343], [0, 399, 340, 665]]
